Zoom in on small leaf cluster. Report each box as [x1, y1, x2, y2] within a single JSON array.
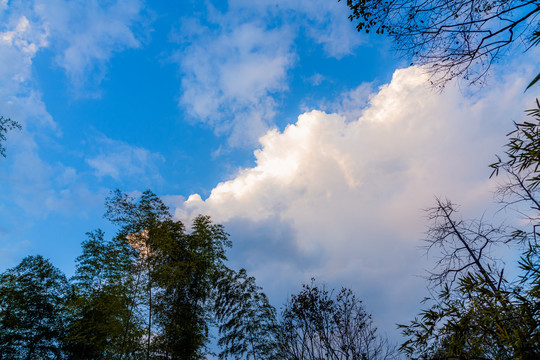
[[0, 116, 21, 158]]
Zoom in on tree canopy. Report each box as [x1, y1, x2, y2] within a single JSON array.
[[5, 190, 389, 359], [0, 255, 70, 360]]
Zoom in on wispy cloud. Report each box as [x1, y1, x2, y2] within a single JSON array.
[[178, 19, 294, 146], [86, 134, 164, 183], [1, 0, 146, 95], [175, 0, 366, 146], [0, 0, 148, 226], [230, 0, 363, 58], [36, 0, 145, 91]]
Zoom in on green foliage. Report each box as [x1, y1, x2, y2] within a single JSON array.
[[491, 100, 540, 191], [103, 190, 234, 359], [104, 189, 171, 235], [101, 190, 285, 360], [215, 268, 280, 360], [400, 269, 540, 359], [149, 216, 231, 359], [71, 229, 136, 295], [64, 230, 142, 359], [0, 116, 21, 158], [400, 264, 540, 359], [0, 255, 70, 359], [2, 189, 371, 360]]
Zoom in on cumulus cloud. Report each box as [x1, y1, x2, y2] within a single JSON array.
[[174, 66, 536, 339], [322, 81, 376, 122]]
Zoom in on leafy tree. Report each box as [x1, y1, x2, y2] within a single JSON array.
[[0, 190, 291, 360], [149, 215, 231, 359], [104, 190, 233, 359], [103, 190, 180, 359], [399, 204, 540, 359], [279, 280, 394, 360], [71, 229, 135, 294], [64, 230, 143, 360], [342, 0, 540, 86], [214, 268, 281, 360], [0, 255, 70, 360], [0, 116, 21, 158], [527, 31, 540, 89]]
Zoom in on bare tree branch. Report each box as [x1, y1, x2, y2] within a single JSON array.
[[343, 0, 540, 86]]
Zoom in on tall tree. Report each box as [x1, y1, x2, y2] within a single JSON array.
[[399, 202, 540, 359], [149, 216, 231, 359], [64, 230, 143, 360], [214, 268, 281, 360], [104, 189, 178, 359], [0, 255, 70, 360], [342, 0, 540, 86], [104, 190, 232, 359], [0, 190, 283, 359]]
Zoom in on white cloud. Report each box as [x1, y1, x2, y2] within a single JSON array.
[[0, 9, 49, 112], [86, 135, 164, 182], [290, 0, 363, 58], [174, 66, 536, 340], [0, 8, 77, 219], [323, 81, 376, 122], [230, 0, 364, 58], [176, 0, 367, 146], [0, 0, 146, 138], [0, 0, 145, 94], [307, 73, 325, 86], [34, 0, 144, 89], [179, 20, 294, 146]]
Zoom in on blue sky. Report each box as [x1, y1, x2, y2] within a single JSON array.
[[0, 0, 538, 343]]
